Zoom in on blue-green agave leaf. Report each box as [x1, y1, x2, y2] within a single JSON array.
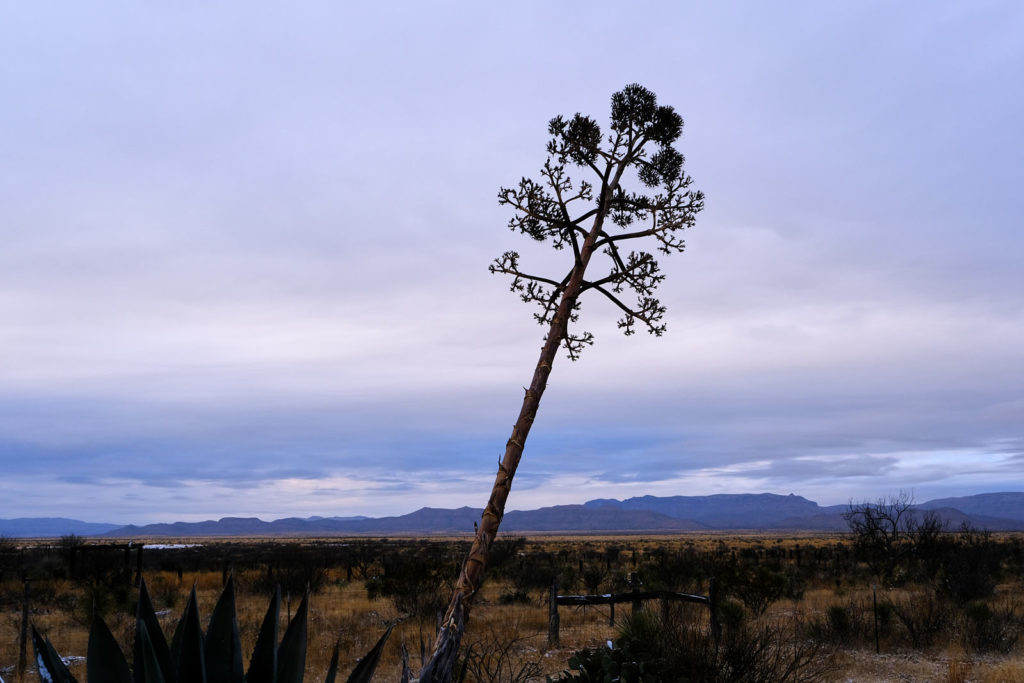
[[344, 625, 393, 683], [399, 641, 412, 683], [275, 591, 308, 683], [135, 579, 174, 683], [204, 576, 244, 683], [87, 616, 131, 683], [32, 625, 78, 683], [323, 642, 340, 683], [135, 619, 166, 683], [246, 585, 280, 683], [170, 586, 206, 683]]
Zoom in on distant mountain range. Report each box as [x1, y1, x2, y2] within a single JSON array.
[[3, 492, 1024, 538], [0, 517, 123, 538]]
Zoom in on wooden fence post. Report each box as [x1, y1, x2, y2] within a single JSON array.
[[548, 579, 560, 646], [708, 576, 721, 650], [609, 599, 615, 626], [17, 574, 29, 682], [872, 584, 880, 654]]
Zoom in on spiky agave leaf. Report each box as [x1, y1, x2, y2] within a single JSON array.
[[135, 620, 166, 683], [170, 586, 206, 683], [399, 641, 412, 683], [32, 625, 77, 683], [87, 616, 131, 683], [246, 585, 280, 683], [323, 642, 340, 683], [135, 579, 174, 683], [35, 575, 400, 683], [345, 625, 393, 683], [204, 576, 244, 683], [276, 591, 308, 683]]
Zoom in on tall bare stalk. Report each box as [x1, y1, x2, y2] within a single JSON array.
[[421, 84, 704, 681]]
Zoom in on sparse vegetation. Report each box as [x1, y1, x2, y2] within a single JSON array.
[[1, 531, 1022, 680]]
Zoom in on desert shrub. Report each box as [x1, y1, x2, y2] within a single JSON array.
[[511, 560, 560, 603], [890, 591, 955, 648], [939, 544, 998, 603], [146, 572, 181, 609], [364, 575, 385, 599], [806, 601, 874, 645], [551, 605, 833, 682], [0, 536, 16, 583], [717, 598, 746, 630], [962, 599, 1021, 654], [637, 549, 704, 592], [826, 605, 852, 638], [874, 599, 896, 638], [554, 611, 675, 682], [249, 559, 327, 596], [0, 577, 21, 607], [579, 564, 608, 595], [498, 590, 530, 605], [731, 565, 805, 615], [487, 536, 527, 573], [715, 621, 831, 683], [604, 544, 624, 567], [365, 560, 446, 619], [73, 578, 134, 627]]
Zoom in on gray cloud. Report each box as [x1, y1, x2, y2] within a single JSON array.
[[1, 2, 1022, 522]]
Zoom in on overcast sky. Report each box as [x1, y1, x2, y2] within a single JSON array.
[[2, 2, 1022, 524]]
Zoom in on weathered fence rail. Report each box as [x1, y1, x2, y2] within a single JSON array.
[[556, 589, 709, 606], [548, 577, 719, 646]]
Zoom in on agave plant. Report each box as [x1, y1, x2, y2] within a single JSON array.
[[32, 575, 392, 683]]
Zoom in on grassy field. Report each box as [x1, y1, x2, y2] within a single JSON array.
[[2, 532, 1023, 681]]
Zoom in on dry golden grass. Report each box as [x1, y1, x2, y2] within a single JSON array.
[[3, 533, 1024, 681], [823, 648, 1024, 683], [0, 564, 619, 680], [980, 660, 1024, 682]]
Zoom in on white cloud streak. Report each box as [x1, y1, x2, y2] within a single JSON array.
[[1, 2, 1023, 522]]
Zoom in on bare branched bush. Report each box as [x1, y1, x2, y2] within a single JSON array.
[[890, 590, 955, 648], [458, 621, 543, 683], [843, 491, 940, 585]]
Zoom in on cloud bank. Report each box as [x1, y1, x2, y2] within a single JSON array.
[[1, 3, 1022, 522]]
